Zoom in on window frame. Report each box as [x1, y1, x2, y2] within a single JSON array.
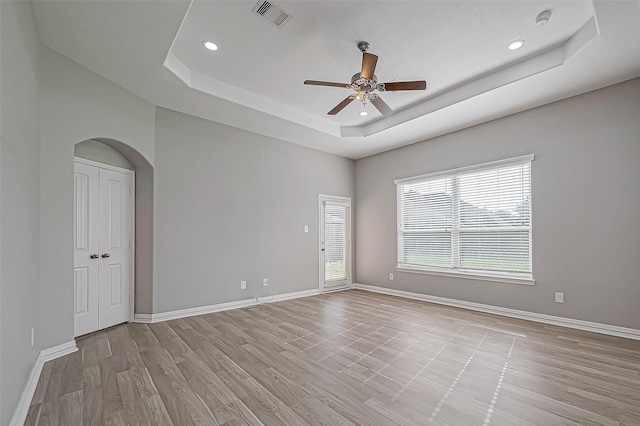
[[395, 154, 535, 285]]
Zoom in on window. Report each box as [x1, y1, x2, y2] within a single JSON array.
[[396, 155, 533, 284]]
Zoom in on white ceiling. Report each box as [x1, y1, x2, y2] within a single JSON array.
[[32, 1, 640, 159]]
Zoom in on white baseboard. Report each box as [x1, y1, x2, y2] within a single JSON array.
[[353, 283, 640, 341], [134, 288, 320, 324], [10, 341, 77, 426]]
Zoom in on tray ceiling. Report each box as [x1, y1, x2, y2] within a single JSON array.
[[33, 1, 640, 158]]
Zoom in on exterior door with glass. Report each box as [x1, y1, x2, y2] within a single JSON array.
[[318, 195, 351, 292]]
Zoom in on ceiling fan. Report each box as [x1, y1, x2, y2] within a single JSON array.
[[304, 41, 427, 117]]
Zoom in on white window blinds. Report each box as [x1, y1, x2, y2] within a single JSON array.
[[324, 204, 346, 281], [396, 155, 533, 281]]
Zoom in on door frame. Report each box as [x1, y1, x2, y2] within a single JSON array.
[[74, 157, 136, 325], [318, 194, 352, 293]]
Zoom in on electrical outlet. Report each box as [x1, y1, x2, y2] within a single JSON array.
[[263, 278, 269, 286], [240, 280, 247, 290], [31, 328, 35, 347], [389, 273, 394, 280], [555, 292, 564, 303], [304, 225, 309, 233]]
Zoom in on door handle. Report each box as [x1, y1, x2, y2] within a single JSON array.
[[90, 254, 99, 259], [101, 253, 111, 258]]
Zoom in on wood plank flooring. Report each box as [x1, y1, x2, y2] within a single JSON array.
[[25, 290, 640, 425]]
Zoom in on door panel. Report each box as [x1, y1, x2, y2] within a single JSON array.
[[75, 174, 89, 249], [73, 163, 99, 336], [319, 196, 351, 292], [74, 268, 89, 314], [98, 168, 132, 329], [109, 264, 122, 306], [109, 180, 121, 248]]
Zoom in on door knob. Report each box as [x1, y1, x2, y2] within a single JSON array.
[[90, 254, 99, 259], [101, 253, 111, 258]]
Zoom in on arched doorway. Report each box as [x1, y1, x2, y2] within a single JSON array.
[[73, 139, 154, 336]]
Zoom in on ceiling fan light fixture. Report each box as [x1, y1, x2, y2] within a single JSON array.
[[203, 41, 218, 51], [536, 10, 552, 26], [508, 39, 525, 50], [303, 41, 427, 116]]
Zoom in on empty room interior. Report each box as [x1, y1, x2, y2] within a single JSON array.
[[2, 0, 640, 425]]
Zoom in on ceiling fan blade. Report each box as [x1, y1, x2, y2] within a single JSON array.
[[304, 80, 350, 88], [328, 96, 354, 115], [382, 81, 427, 91], [371, 96, 393, 117], [361, 52, 378, 80]]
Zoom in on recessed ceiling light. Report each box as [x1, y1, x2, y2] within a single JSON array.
[[359, 111, 368, 116], [203, 41, 218, 51], [508, 39, 525, 50]]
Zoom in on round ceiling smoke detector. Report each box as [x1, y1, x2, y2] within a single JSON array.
[[536, 10, 552, 26]]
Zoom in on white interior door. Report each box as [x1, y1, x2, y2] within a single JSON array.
[[319, 195, 351, 292], [74, 163, 100, 336], [74, 160, 133, 337], [98, 168, 132, 329]]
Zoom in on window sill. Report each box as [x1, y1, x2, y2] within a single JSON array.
[[396, 266, 535, 286]]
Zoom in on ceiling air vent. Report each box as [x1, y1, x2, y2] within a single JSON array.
[[252, 1, 290, 27]]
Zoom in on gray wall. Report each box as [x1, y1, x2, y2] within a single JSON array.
[[153, 108, 355, 313], [38, 45, 156, 351], [355, 78, 640, 329], [0, 2, 41, 423], [1, 24, 157, 416], [75, 139, 134, 170], [134, 164, 154, 314]]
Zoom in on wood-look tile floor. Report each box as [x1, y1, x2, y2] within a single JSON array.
[[25, 290, 640, 425]]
